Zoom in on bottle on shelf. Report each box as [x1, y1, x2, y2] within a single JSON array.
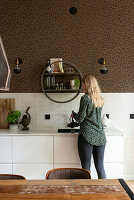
[[51, 76, 55, 88], [46, 76, 51, 89], [45, 61, 51, 73]]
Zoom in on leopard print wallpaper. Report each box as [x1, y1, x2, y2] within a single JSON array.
[[0, 0, 134, 93]]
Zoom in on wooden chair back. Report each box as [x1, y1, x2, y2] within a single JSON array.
[[46, 168, 91, 179], [0, 174, 26, 180]]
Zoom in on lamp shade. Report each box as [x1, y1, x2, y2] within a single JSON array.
[[0, 36, 11, 91]]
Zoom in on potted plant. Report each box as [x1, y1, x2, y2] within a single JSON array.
[[6, 110, 21, 130], [74, 78, 80, 90]]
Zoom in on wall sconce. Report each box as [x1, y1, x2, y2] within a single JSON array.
[[13, 57, 23, 74], [99, 57, 108, 74]]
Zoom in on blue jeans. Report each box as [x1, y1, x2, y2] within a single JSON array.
[[78, 134, 106, 179]]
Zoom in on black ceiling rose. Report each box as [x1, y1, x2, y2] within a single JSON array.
[[69, 7, 77, 15]]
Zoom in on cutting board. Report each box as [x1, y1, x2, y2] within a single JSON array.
[[0, 99, 15, 129]]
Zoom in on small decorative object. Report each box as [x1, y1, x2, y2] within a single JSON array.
[[70, 79, 80, 90], [55, 83, 59, 89], [19, 107, 31, 131], [6, 110, 21, 130], [99, 57, 108, 74], [50, 58, 64, 73], [13, 57, 23, 74], [46, 66, 51, 73], [70, 80, 75, 89], [45, 61, 51, 73], [102, 114, 111, 128]]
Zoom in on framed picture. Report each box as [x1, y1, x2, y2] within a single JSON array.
[[50, 58, 64, 73]]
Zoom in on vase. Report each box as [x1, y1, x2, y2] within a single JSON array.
[[102, 114, 111, 128], [9, 124, 18, 131]]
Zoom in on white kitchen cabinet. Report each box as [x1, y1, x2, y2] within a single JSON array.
[[54, 136, 80, 163], [13, 136, 53, 163], [0, 164, 12, 174], [13, 163, 53, 180], [104, 136, 123, 162], [0, 131, 123, 179], [0, 137, 12, 163], [54, 135, 123, 179]]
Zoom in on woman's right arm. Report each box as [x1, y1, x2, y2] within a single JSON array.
[[73, 96, 88, 124]]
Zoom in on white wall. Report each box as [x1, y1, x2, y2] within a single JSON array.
[[0, 92, 134, 179]]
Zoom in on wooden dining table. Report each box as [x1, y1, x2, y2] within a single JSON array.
[[0, 179, 133, 200]]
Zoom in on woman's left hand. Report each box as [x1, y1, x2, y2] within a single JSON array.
[[71, 113, 74, 118]]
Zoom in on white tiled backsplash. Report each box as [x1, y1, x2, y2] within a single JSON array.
[[0, 93, 134, 133], [0, 92, 134, 179]]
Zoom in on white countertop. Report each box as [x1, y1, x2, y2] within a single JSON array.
[[0, 127, 123, 136]]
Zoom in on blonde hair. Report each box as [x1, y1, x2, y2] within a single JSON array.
[[82, 75, 104, 108]]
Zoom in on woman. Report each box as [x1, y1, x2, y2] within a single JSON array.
[[71, 75, 106, 179]]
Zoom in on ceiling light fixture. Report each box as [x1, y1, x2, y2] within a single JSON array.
[[69, 7, 77, 15]]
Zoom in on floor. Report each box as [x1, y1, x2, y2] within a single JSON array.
[[126, 180, 134, 193]]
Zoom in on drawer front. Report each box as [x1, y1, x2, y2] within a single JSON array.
[[0, 164, 12, 174], [13, 163, 53, 180]]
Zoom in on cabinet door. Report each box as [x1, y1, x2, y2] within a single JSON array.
[[92, 162, 123, 179], [105, 163, 123, 179], [54, 136, 80, 164], [13, 163, 53, 180], [104, 136, 123, 162], [13, 136, 53, 163], [0, 164, 12, 174], [0, 137, 12, 163]]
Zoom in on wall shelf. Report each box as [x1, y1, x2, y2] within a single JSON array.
[[44, 89, 81, 93], [41, 61, 82, 103], [43, 72, 80, 76]]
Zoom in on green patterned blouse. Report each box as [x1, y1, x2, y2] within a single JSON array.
[[73, 94, 106, 146]]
